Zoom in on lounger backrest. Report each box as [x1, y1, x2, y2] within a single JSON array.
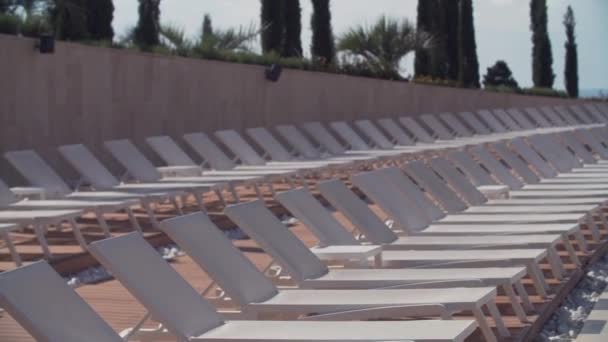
[[355, 120, 395, 149], [509, 138, 557, 178], [146, 136, 198, 166], [583, 103, 607, 123], [419, 114, 454, 140], [104, 139, 162, 182], [491, 142, 540, 184], [352, 170, 432, 232], [577, 129, 608, 159], [526, 135, 573, 173], [183, 132, 237, 170], [554, 106, 581, 125], [596, 103, 608, 119], [329, 121, 373, 150], [276, 188, 359, 246], [404, 160, 468, 213], [301, 122, 347, 154], [317, 179, 398, 244], [446, 150, 497, 186], [4, 150, 72, 197], [458, 112, 491, 135], [540, 107, 567, 126], [377, 167, 445, 221], [215, 130, 266, 165], [377, 118, 415, 145], [439, 113, 473, 137], [469, 145, 524, 189], [275, 124, 321, 159], [399, 117, 435, 143], [58, 144, 121, 189], [542, 134, 583, 168], [160, 212, 278, 306], [224, 201, 329, 283], [88, 233, 225, 340], [506, 108, 536, 129], [569, 105, 595, 124], [477, 110, 507, 132], [0, 178, 18, 206], [524, 108, 553, 128], [493, 109, 521, 131], [0, 261, 124, 342], [560, 131, 597, 164], [428, 158, 487, 206], [246, 127, 293, 162]]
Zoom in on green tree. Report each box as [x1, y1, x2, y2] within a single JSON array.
[[428, 0, 447, 79], [530, 0, 554, 88], [200, 13, 213, 46], [50, 0, 89, 40], [458, 0, 480, 87], [483, 60, 519, 89], [260, 0, 283, 54], [85, 0, 113, 40], [414, 0, 433, 77], [563, 6, 578, 98], [134, 0, 160, 49], [338, 16, 431, 79], [310, 0, 335, 65], [444, 0, 459, 80], [282, 0, 301, 57]]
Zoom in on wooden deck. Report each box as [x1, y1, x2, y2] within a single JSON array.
[[0, 186, 606, 341]]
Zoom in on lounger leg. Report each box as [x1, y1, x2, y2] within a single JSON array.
[[514, 281, 534, 312], [486, 302, 510, 338], [33, 222, 52, 260], [267, 182, 277, 197], [562, 233, 581, 266], [214, 189, 227, 207], [253, 183, 263, 200], [502, 284, 529, 323], [170, 197, 184, 215], [126, 207, 143, 233], [287, 177, 296, 189], [527, 264, 549, 297], [228, 183, 241, 203], [142, 199, 161, 230], [193, 192, 207, 214], [573, 230, 589, 253], [68, 218, 88, 253], [1, 230, 22, 267], [586, 216, 601, 242], [547, 247, 565, 280], [94, 208, 112, 238], [472, 307, 498, 342]]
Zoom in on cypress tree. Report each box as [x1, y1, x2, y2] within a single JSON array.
[[530, 0, 555, 88], [458, 0, 480, 88], [260, 0, 283, 54], [311, 0, 335, 64], [200, 13, 213, 46], [444, 0, 459, 81], [52, 0, 89, 41], [563, 6, 578, 98], [414, 0, 433, 77], [134, 0, 161, 49], [282, 0, 302, 57], [429, 0, 447, 79], [86, 0, 114, 41]]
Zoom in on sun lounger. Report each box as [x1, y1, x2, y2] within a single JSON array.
[[376, 118, 417, 145], [570, 105, 597, 125], [224, 200, 532, 323], [438, 113, 474, 137], [458, 112, 492, 135], [160, 212, 504, 340], [87, 233, 479, 342], [477, 110, 509, 133], [398, 117, 439, 143], [506, 108, 538, 130]]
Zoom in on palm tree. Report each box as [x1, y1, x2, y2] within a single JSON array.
[[338, 16, 432, 79]]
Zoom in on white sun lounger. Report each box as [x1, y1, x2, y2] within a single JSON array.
[[554, 106, 583, 126], [506, 109, 538, 130], [224, 201, 531, 321], [376, 118, 417, 145], [160, 212, 503, 340], [87, 233, 479, 342], [438, 113, 474, 137], [274, 124, 374, 164], [458, 112, 492, 135]]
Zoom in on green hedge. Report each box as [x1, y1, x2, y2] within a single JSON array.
[[485, 85, 569, 98]]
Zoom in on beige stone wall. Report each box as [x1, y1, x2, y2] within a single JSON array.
[[0, 34, 589, 183]]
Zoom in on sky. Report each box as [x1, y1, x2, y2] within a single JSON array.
[[112, 0, 608, 91]]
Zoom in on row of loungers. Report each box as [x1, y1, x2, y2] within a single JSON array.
[[0, 103, 607, 340]]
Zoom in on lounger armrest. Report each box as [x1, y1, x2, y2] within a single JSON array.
[[310, 245, 383, 263], [375, 279, 484, 289], [10, 187, 48, 200], [299, 304, 451, 321]]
